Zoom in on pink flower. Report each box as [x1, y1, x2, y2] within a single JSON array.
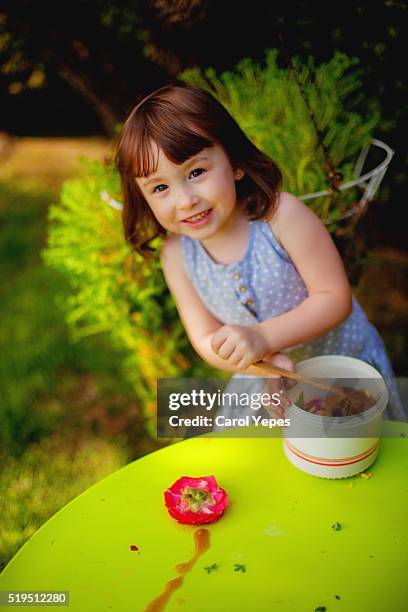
[[164, 476, 229, 525]]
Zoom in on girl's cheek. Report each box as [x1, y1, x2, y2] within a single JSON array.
[[155, 206, 175, 228], [148, 199, 166, 218]]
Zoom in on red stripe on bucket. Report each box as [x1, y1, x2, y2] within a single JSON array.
[[284, 439, 379, 467], [285, 440, 379, 463]]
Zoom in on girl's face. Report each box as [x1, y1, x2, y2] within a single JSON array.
[[135, 143, 244, 239]]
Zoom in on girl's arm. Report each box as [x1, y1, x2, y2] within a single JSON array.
[[161, 234, 288, 374], [160, 234, 234, 372], [255, 191, 352, 353], [211, 192, 352, 370]]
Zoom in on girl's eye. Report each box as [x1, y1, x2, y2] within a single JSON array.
[[152, 168, 205, 193], [152, 184, 168, 194], [190, 168, 206, 179]]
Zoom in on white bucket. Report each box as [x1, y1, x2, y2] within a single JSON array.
[[283, 355, 389, 479]]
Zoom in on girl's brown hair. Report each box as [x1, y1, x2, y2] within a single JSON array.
[[116, 84, 282, 256]]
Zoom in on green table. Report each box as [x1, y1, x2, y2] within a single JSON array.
[[1, 421, 408, 611]]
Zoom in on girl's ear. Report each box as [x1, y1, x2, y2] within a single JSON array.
[[234, 168, 245, 180]]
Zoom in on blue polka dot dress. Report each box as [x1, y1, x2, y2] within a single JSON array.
[[180, 219, 404, 420]]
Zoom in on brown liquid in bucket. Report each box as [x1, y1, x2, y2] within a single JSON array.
[[297, 386, 376, 416]]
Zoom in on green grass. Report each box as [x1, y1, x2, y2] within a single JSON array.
[[0, 141, 165, 571], [0, 182, 136, 455], [0, 435, 129, 570]]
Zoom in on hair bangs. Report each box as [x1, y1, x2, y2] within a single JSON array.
[[146, 113, 214, 169], [119, 107, 214, 180]]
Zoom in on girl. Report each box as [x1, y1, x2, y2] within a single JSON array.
[[116, 84, 404, 421]]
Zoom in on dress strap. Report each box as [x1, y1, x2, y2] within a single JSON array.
[[256, 220, 292, 262]]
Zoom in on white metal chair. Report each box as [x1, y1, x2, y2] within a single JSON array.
[[299, 139, 394, 223]]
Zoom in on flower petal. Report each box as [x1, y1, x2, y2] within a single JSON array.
[[164, 476, 229, 524]]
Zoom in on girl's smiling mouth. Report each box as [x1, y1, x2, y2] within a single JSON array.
[[182, 208, 213, 226]]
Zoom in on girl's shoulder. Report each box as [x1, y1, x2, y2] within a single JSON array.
[[265, 191, 308, 244], [160, 232, 182, 267]]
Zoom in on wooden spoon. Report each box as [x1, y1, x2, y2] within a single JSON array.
[[246, 361, 355, 401]]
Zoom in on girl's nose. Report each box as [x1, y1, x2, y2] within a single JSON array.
[[177, 186, 200, 210]]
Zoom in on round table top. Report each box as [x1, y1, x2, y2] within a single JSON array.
[[1, 421, 408, 611]]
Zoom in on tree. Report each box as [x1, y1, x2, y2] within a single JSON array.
[[0, 0, 168, 135]]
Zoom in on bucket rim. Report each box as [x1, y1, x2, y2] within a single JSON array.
[[286, 354, 389, 428]]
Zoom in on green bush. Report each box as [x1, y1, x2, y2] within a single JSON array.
[[44, 51, 381, 434], [42, 161, 216, 436], [180, 50, 380, 225]]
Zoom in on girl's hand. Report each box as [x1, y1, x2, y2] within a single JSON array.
[[210, 324, 270, 370]]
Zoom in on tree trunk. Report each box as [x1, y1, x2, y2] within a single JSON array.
[[57, 62, 119, 137]]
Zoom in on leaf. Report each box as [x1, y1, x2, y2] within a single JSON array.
[[296, 391, 305, 408], [233, 563, 246, 573], [203, 563, 218, 574], [331, 521, 342, 531]]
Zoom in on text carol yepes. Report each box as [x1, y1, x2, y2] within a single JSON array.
[[169, 415, 291, 428]]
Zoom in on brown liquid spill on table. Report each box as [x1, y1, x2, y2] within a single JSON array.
[[144, 528, 210, 611]]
